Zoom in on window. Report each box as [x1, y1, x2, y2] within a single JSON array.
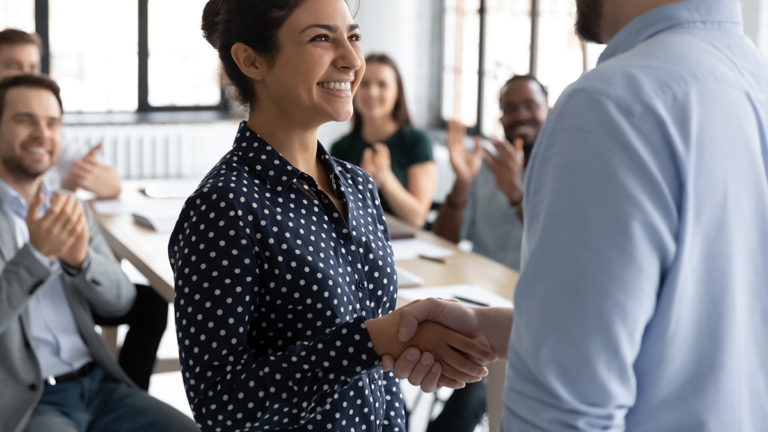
[[480, 0, 531, 138], [0, 0, 225, 113], [0, 0, 35, 31], [441, 0, 605, 136], [441, 0, 481, 128], [49, 0, 138, 112], [148, 0, 221, 107], [535, 0, 587, 105]]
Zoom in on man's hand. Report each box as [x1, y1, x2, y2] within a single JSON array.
[[61, 143, 122, 199], [58, 200, 89, 270], [446, 121, 482, 186], [384, 298, 514, 392], [483, 138, 524, 206], [26, 192, 87, 266]]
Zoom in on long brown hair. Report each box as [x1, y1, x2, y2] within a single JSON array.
[[351, 53, 412, 134]]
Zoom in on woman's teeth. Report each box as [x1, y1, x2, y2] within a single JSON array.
[[319, 82, 351, 91]]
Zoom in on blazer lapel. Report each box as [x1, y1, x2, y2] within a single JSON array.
[[0, 207, 16, 263]]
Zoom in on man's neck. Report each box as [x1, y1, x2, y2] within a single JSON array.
[[0, 165, 43, 205], [602, 0, 685, 42]]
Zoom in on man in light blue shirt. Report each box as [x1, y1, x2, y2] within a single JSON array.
[[0, 75, 198, 432], [385, 0, 768, 430]]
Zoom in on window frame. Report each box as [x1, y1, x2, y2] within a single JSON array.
[[34, 0, 227, 114], [440, 0, 593, 136]]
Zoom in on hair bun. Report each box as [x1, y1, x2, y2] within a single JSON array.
[[201, 0, 225, 48]]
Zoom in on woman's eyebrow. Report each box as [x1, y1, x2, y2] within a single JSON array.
[[300, 23, 360, 33]]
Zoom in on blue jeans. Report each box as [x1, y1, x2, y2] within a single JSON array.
[[24, 367, 199, 432]]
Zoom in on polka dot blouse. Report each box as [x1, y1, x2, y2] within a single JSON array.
[[168, 121, 406, 432]]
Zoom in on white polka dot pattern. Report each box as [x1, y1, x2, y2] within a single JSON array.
[[168, 121, 405, 431]]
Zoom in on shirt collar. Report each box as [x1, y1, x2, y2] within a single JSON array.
[[0, 178, 52, 218], [231, 121, 345, 190], [599, 0, 743, 64]]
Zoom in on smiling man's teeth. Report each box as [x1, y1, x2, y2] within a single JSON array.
[[27, 147, 46, 154], [320, 82, 351, 91]]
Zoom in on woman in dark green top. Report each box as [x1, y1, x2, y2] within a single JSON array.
[[331, 53, 436, 227]]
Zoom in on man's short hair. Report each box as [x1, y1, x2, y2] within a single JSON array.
[[501, 75, 549, 105], [0, 28, 43, 51], [0, 74, 63, 120]]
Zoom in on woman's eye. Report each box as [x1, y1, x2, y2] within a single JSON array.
[[348, 33, 362, 42], [311, 34, 330, 42]]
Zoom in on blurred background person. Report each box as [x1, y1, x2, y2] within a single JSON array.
[[0, 29, 121, 199], [433, 75, 549, 271], [427, 74, 548, 432], [0, 73, 197, 432], [331, 53, 436, 227], [0, 27, 166, 392]]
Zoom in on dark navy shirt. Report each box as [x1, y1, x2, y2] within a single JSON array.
[[169, 121, 405, 432]]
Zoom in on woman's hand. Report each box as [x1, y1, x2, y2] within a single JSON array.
[[361, 143, 396, 189]]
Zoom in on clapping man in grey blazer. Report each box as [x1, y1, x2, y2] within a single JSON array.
[[0, 74, 199, 432]]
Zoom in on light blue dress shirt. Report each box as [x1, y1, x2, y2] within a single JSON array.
[[0, 180, 92, 379], [461, 165, 524, 271], [502, 1, 768, 430]]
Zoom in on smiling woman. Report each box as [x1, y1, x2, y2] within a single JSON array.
[[168, 1, 493, 431]]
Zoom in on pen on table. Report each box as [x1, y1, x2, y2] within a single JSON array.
[[418, 254, 446, 264], [453, 295, 490, 307]]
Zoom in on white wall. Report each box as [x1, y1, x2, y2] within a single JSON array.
[[318, 0, 443, 146]]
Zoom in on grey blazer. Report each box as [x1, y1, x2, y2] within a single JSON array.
[[0, 197, 137, 432]]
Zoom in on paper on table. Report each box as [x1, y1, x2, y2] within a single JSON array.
[[390, 238, 454, 261], [397, 284, 513, 308], [396, 267, 424, 288], [92, 199, 128, 215], [141, 180, 198, 199], [131, 198, 186, 232]]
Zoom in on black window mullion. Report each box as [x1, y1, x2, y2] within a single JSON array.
[[34, 0, 50, 75], [474, 0, 486, 136], [138, 0, 149, 111]]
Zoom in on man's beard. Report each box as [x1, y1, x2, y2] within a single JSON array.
[[523, 140, 535, 160], [575, 0, 603, 44], [0, 154, 49, 182]]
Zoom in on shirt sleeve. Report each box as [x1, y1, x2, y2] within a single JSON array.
[[501, 90, 680, 430], [169, 190, 381, 432], [404, 128, 434, 166], [459, 170, 480, 243]]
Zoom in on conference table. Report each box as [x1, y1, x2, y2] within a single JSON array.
[[92, 180, 518, 431]]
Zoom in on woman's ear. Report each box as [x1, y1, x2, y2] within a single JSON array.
[[231, 42, 267, 81]]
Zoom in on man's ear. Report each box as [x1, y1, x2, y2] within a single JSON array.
[[231, 42, 267, 81]]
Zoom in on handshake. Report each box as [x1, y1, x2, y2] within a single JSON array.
[[366, 298, 514, 392]]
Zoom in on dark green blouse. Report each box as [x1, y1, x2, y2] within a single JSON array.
[[330, 126, 434, 213]]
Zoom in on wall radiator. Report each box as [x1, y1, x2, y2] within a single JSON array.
[[61, 121, 238, 180]]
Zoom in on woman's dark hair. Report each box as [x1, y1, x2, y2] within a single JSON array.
[[352, 53, 412, 134], [201, 0, 306, 105]]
